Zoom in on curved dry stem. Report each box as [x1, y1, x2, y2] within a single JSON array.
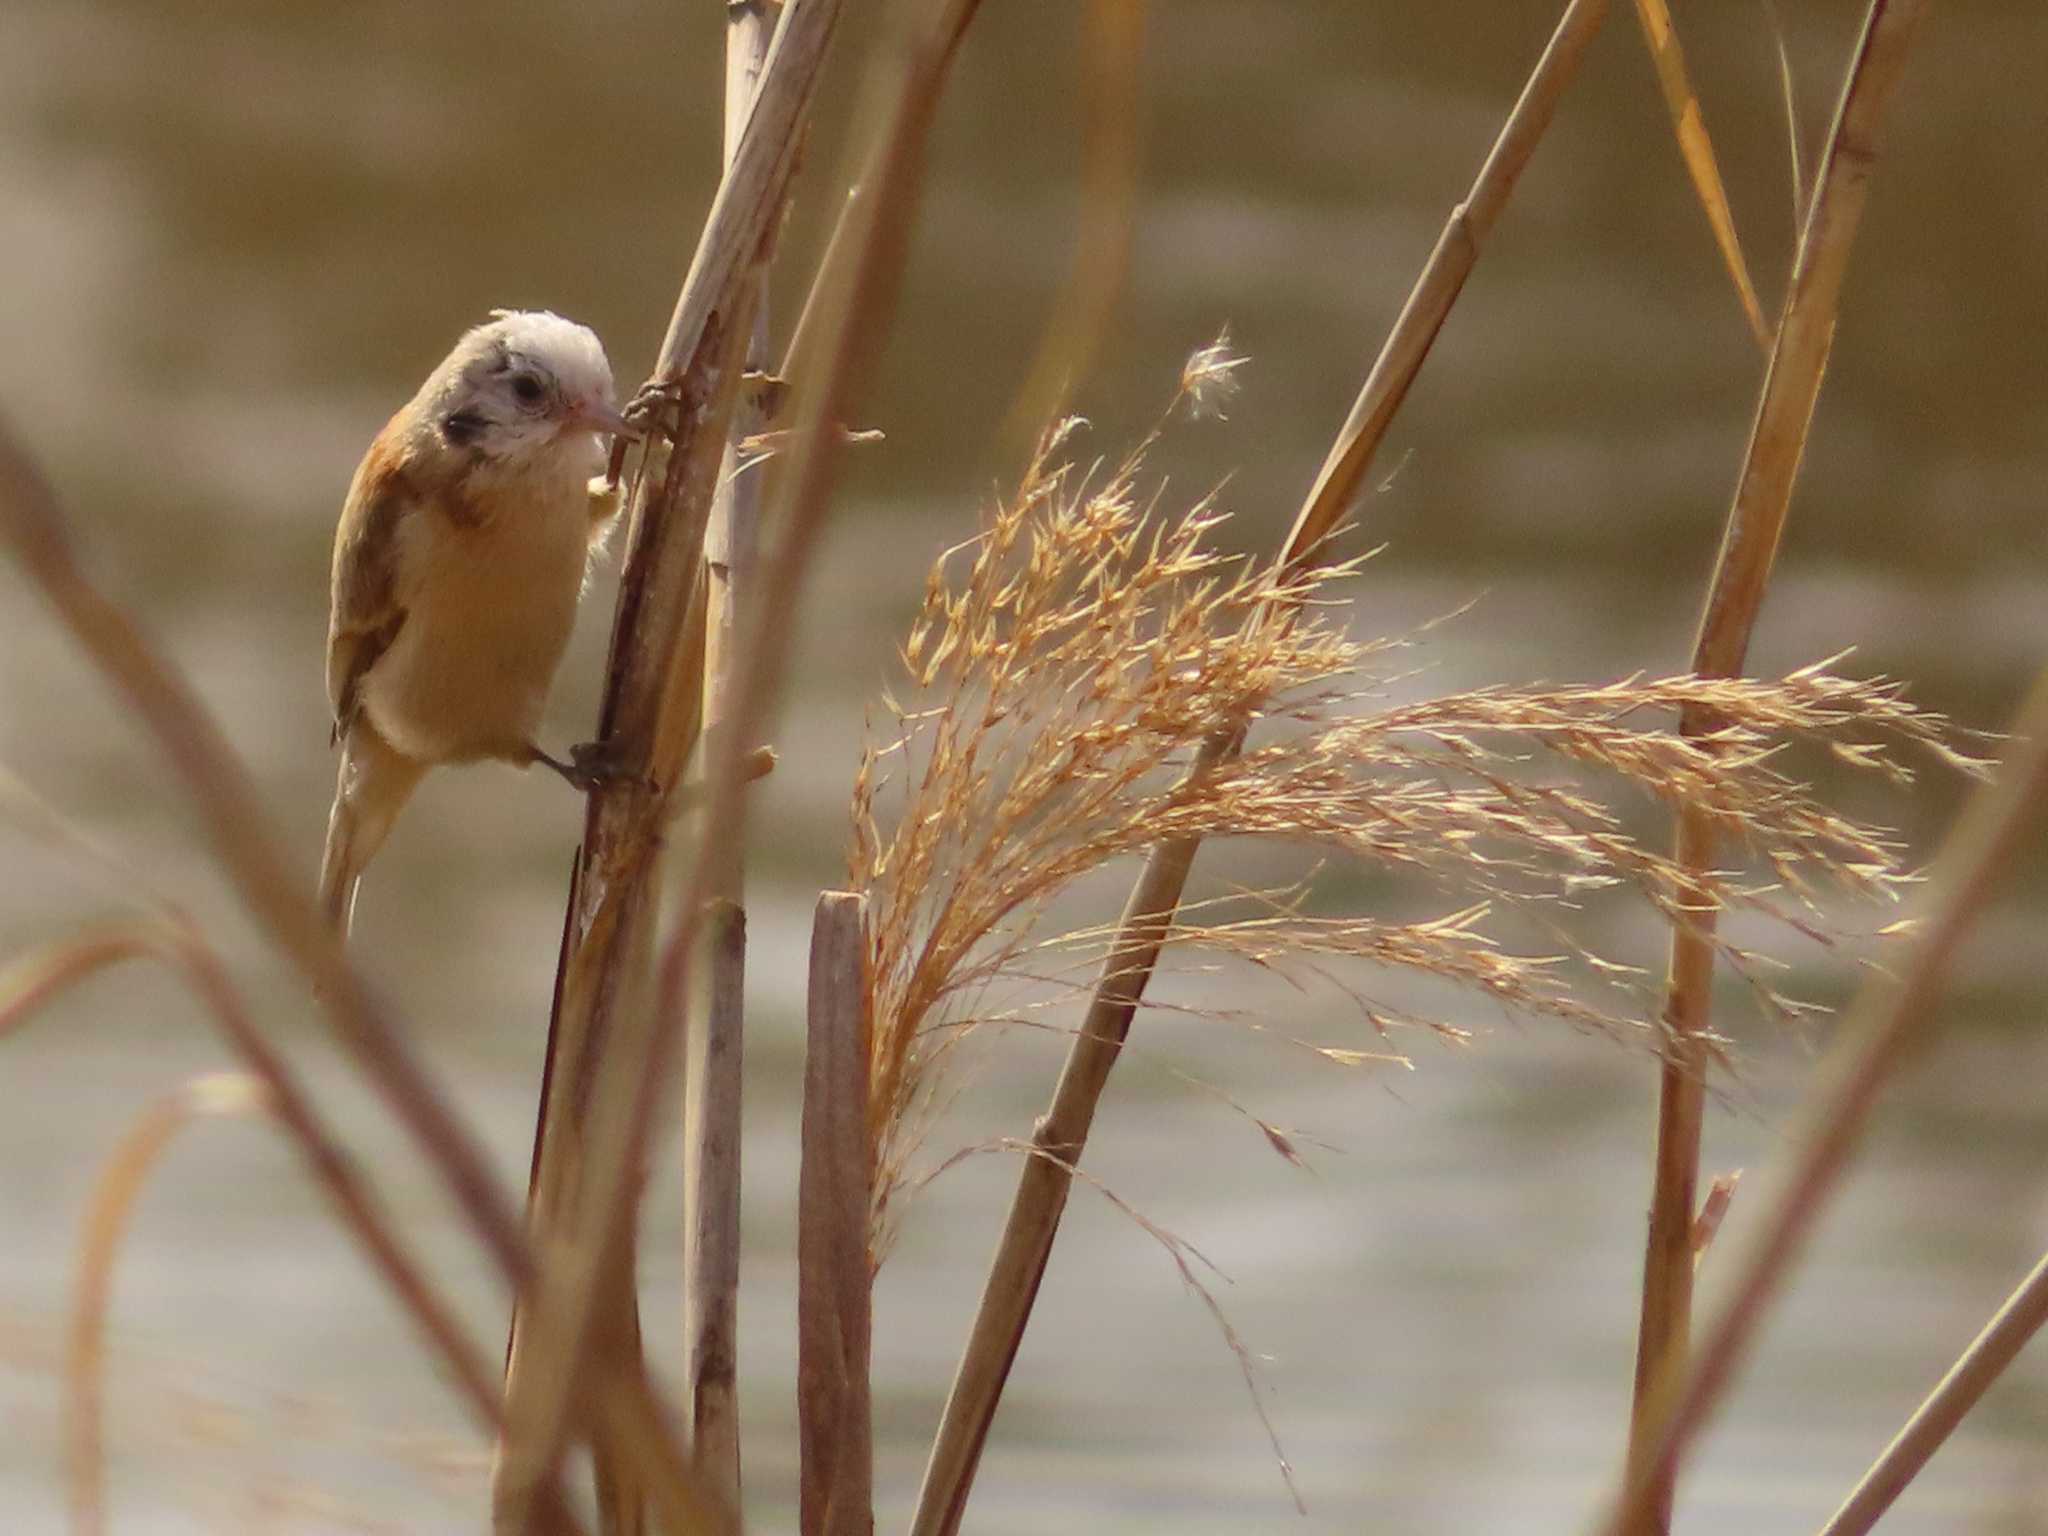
[[68, 1073, 274, 1536], [0, 927, 156, 1045], [2, 915, 518, 1469], [0, 428, 615, 1534]]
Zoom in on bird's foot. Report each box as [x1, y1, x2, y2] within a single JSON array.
[[528, 738, 651, 793], [624, 377, 688, 439]]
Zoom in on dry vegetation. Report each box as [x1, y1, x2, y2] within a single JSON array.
[[2, 2, 2045, 1535], [851, 395, 1983, 1251]]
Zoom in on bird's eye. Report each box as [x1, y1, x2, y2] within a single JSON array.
[[510, 372, 547, 407]]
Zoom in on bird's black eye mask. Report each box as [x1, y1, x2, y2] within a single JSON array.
[[442, 408, 488, 446]]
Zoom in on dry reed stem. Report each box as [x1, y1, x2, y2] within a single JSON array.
[[640, 0, 999, 1437], [1624, 5, 1933, 1527], [1004, 0, 1148, 438], [1818, 1241, 2048, 1536], [1629, 0, 1770, 348], [797, 893, 874, 1536], [0, 422, 636, 1531], [909, 7, 1612, 1528], [634, 0, 1000, 1454], [502, 1, 849, 1526], [775, 0, 986, 386], [68, 1073, 272, 1536], [0, 774, 588, 1529], [513, 0, 986, 1525], [683, 899, 747, 1491], [0, 929, 153, 1045], [678, 0, 781, 1510], [1600, 667, 2048, 1536]]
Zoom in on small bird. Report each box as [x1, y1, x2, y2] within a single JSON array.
[[319, 309, 634, 936]]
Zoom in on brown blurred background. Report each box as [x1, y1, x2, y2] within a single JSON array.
[[2, 3, 2045, 1531]]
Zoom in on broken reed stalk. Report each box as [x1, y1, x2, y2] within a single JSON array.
[[496, 1, 849, 1529], [640, 0, 1003, 1473], [503, 0, 1015, 1524], [68, 1074, 271, 1536], [566, 1, 998, 1511], [798, 893, 875, 1536], [1622, 5, 1933, 1528], [1600, 668, 2048, 1536], [908, 5, 1613, 1531], [678, 0, 782, 1509], [590, 12, 1001, 1518], [0, 422, 634, 1532], [1818, 1240, 2048, 1536]]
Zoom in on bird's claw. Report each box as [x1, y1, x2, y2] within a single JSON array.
[[530, 739, 653, 793], [624, 378, 688, 439]]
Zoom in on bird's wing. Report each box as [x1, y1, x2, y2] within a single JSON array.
[[326, 441, 415, 745]]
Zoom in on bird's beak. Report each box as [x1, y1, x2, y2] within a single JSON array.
[[570, 399, 640, 441]]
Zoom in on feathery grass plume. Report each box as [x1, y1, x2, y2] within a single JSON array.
[[850, 392, 1982, 1252]]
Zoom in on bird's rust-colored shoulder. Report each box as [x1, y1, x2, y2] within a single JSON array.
[[326, 421, 417, 742]]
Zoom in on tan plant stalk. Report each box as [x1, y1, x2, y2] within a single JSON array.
[[1624, 5, 1934, 1528], [509, 0, 990, 1526], [678, 0, 781, 1511], [648, 0, 999, 1317], [0, 422, 668, 1530], [1599, 668, 2048, 1536], [1817, 1241, 2048, 1536], [909, 6, 1613, 1529], [797, 893, 874, 1536], [67, 1074, 272, 1536], [499, 1, 846, 1527]]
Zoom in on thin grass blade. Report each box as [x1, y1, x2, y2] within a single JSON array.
[[1630, 0, 1772, 348]]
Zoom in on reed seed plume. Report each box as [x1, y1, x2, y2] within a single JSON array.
[[849, 387, 1985, 1251], [1179, 328, 1248, 419]]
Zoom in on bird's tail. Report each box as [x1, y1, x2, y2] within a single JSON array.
[[320, 722, 426, 938]]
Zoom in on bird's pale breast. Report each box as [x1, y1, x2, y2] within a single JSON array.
[[362, 467, 592, 764]]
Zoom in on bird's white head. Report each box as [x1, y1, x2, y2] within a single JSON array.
[[423, 310, 629, 474]]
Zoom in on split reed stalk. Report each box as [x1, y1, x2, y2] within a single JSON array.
[[0, 422, 634, 1533], [797, 893, 874, 1536], [575, 5, 1001, 1511], [627, 10, 1001, 1480], [1818, 1241, 2048, 1536], [909, 5, 1613, 1531], [1622, 5, 1934, 1528], [506, 0, 986, 1525], [1600, 668, 2048, 1536], [679, 0, 781, 1509]]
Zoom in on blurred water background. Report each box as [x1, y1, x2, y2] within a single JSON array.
[[3, 2, 2047, 1531]]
